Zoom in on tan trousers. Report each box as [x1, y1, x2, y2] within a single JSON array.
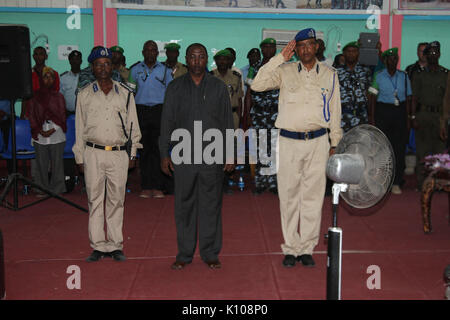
[[277, 134, 329, 256], [83, 147, 129, 252]]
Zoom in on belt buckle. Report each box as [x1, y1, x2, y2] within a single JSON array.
[[105, 146, 113, 151], [304, 132, 310, 140]]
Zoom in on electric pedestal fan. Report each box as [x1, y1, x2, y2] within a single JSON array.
[[325, 124, 395, 300]]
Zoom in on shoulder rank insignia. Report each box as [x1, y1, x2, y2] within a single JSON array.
[[119, 81, 135, 92], [298, 64, 302, 72], [60, 71, 68, 77], [92, 83, 99, 93], [232, 70, 242, 78], [115, 84, 119, 94]]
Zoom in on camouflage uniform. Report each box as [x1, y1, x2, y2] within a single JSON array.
[[337, 63, 372, 132], [249, 61, 279, 192]]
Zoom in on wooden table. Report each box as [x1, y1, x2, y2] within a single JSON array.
[[421, 170, 450, 234]]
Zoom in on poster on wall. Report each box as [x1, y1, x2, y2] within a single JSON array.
[[112, 0, 385, 11], [399, 0, 450, 10]]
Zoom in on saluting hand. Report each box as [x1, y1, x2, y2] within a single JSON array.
[[161, 157, 174, 177], [281, 40, 296, 62]]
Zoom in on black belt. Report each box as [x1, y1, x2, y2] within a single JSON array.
[[86, 142, 126, 151], [280, 128, 327, 141], [232, 107, 238, 112], [416, 104, 440, 113]]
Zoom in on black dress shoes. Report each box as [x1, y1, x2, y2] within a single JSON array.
[[297, 254, 315, 267], [86, 250, 107, 262], [111, 250, 126, 262], [206, 260, 222, 269], [171, 261, 191, 270], [282, 255, 296, 268]]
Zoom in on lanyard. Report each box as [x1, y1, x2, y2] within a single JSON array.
[[322, 72, 335, 123], [388, 71, 398, 93]]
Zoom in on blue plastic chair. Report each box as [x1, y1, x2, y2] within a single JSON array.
[[64, 114, 75, 159], [1, 119, 35, 160]]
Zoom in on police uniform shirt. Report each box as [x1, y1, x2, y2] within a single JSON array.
[[251, 53, 342, 147], [369, 69, 412, 104], [412, 66, 448, 108], [130, 61, 173, 107], [60, 71, 80, 112], [73, 80, 143, 164], [211, 69, 243, 109]]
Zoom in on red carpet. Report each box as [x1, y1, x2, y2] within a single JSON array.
[[0, 171, 449, 300]]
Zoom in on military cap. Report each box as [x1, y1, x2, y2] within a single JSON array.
[[88, 47, 112, 64], [381, 47, 398, 59], [423, 41, 440, 55], [165, 43, 181, 51], [343, 41, 359, 51], [295, 28, 316, 42], [259, 38, 276, 47], [247, 48, 260, 58], [68, 50, 82, 60], [110, 46, 124, 54], [214, 49, 232, 59]]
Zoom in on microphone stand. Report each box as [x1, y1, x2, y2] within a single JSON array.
[[0, 98, 87, 213]]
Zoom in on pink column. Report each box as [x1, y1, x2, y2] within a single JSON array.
[[378, 14, 390, 52], [392, 15, 404, 67], [106, 8, 118, 48], [93, 1, 118, 48], [92, 0, 104, 46]]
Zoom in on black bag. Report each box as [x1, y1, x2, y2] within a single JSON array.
[[118, 92, 133, 158]]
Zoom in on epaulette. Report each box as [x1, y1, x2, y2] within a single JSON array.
[[232, 70, 242, 78], [119, 81, 135, 92], [60, 71, 69, 77], [129, 61, 141, 70], [78, 82, 91, 93]]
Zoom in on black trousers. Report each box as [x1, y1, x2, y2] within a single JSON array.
[[136, 104, 171, 191], [174, 164, 224, 263], [375, 102, 407, 186]]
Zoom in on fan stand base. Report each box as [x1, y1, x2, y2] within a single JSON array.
[[326, 183, 347, 300]]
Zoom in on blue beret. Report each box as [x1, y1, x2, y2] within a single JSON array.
[[88, 47, 112, 64], [295, 28, 316, 42]]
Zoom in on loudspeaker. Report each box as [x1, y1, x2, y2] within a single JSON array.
[[359, 48, 379, 66], [0, 24, 32, 100]]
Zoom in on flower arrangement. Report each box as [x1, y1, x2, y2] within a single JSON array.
[[424, 153, 450, 171]]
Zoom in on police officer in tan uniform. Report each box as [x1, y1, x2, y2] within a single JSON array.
[[211, 49, 243, 129], [73, 47, 142, 262], [251, 28, 342, 268], [163, 43, 188, 79]]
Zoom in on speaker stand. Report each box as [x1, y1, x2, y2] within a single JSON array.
[[0, 99, 87, 213]]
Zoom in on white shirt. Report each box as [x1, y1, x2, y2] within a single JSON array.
[[32, 120, 66, 145], [60, 71, 80, 112]]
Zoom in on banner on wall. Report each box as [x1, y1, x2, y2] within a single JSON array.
[[112, 0, 385, 11], [399, 0, 450, 10]]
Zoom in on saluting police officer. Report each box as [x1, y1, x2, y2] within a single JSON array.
[[411, 41, 448, 190], [251, 28, 342, 268], [73, 47, 142, 262]]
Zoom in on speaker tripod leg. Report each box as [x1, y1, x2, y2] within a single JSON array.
[[0, 174, 19, 209]]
